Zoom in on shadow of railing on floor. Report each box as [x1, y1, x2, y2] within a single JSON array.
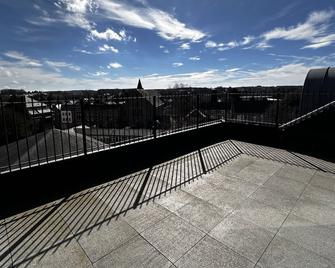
[[0, 140, 241, 267]]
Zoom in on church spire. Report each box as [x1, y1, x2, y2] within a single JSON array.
[[137, 79, 143, 90]]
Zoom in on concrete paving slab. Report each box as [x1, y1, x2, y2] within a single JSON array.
[[216, 176, 259, 197], [94, 235, 172, 268], [216, 155, 255, 177], [236, 160, 281, 185], [13, 239, 92, 268], [258, 235, 334, 268], [263, 174, 306, 198], [205, 187, 247, 215], [233, 198, 287, 232], [274, 165, 315, 184], [141, 214, 205, 263], [310, 171, 335, 192], [202, 170, 230, 187], [175, 197, 227, 233], [77, 219, 137, 263], [155, 189, 198, 213], [249, 186, 298, 213], [209, 214, 275, 263], [0, 224, 12, 268], [278, 214, 335, 263], [302, 184, 335, 209], [292, 195, 335, 226], [181, 178, 221, 201], [175, 235, 254, 268], [122, 203, 171, 233], [251, 158, 283, 173]]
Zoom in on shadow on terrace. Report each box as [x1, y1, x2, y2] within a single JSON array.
[[1, 139, 335, 267]]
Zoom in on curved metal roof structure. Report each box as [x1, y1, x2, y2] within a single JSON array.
[[300, 67, 335, 114]]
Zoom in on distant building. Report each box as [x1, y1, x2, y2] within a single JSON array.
[[25, 95, 52, 130], [120, 80, 168, 129], [0, 128, 106, 172]]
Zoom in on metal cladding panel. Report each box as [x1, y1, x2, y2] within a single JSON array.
[[301, 67, 335, 115]]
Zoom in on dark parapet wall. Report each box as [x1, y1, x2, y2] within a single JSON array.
[[300, 67, 335, 115]]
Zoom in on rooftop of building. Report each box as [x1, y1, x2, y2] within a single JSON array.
[[1, 140, 335, 267]]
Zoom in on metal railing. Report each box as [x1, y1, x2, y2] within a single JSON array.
[[0, 89, 331, 173]]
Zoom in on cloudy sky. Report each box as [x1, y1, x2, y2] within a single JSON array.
[[0, 0, 335, 90]]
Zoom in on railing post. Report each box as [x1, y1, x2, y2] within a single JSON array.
[[80, 98, 87, 155], [153, 96, 157, 139], [275, 92, 280, 128], [196, 94, 200, 129]]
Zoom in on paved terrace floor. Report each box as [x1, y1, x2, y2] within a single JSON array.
[[1, 140, 335, 267]]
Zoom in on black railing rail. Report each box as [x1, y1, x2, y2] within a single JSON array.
[[279, 98, 335, 131], [0, 90, 331, 173]]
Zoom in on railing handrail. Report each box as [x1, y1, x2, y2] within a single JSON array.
[[279, 99, 335, 130]]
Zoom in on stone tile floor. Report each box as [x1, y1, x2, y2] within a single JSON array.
[[1, 140, 335, 267]]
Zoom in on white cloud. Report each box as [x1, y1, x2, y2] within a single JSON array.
[[98, 44, 119, 53], [107, 62, 122, 69], [3, 51, 42, 67], [30, 0, 204, 43], [227, 41, 238, 48], [90, 28, 123, 41], [53, 0, 95, 30], [45, 60, 81, 72], [241, 36, 255, 45], [261, 10, 335, 49], [97, 0, 205, 41], [302, 33, 335, 49], [3, 51, 82, 73], [90, 71, 108, 76], [73, 48, 96, 54], [226, 68, 240, 72], [159, 45, 165, 48], [180, 43, 190, 50], [189, 56, 200, 61], [163, 49, 170, 54], [172, 62, 183, 67], [205, 41, 219, 48], [206, 37, 253, 51]]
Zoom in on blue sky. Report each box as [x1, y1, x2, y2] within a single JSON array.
[[0, 0, 334, 90]]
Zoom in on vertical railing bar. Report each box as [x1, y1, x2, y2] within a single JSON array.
[[31, 98, 40, 165], [106, 95, 111, 149], [65, 97, 72, 158], [95, 101, 100, 151], [87, 94, 93, 152], [41, 97, 49, 163], [12, 99, 21, 169], [22, 98, 31, 168], [50, 98, 57, 161], [153, 96, 157, 139], [0, 96, 12, 172], [196, 94, 199, 129], [276, 92, 280, 128], [80, 98, 87, 155], [73, 96, 79, 156], [58, 97, 65, 160]]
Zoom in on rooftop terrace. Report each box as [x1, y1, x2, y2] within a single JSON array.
[[1, 140, 335, 267]]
